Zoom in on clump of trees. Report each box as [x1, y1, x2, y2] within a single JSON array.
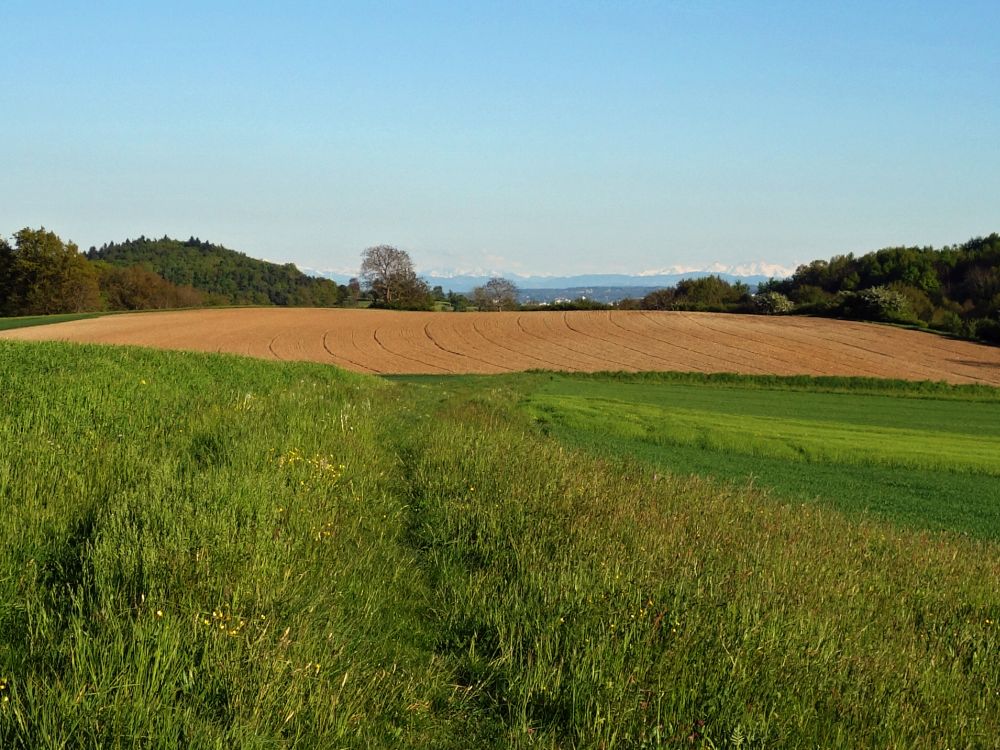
[[1, 228, 217, 316], [446, 291, 473, 311], [638, 275, 752, 312], [1, 228, 102, 315], [471, 277, 519, 311], [359, 245, 433, 310], [95, 264, 206, 310], [841, 285, 911, 322]]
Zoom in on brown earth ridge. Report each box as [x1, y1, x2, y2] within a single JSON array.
[[3, 308, 999, 384]]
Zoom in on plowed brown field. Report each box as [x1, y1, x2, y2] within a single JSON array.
[[3, 308, 1000, 384]]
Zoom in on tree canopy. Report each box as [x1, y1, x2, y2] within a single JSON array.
[[94, 263, 205, 310], [359, 245, 433, 310], [639, 275, 751, 312], [471, 277, 520, 311], [759, 233, 1000, 342], [1, 228, 101, 315]]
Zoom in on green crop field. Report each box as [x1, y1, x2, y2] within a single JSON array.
[[517, 373, 1000, 540], [3, 341, 1000, 747], [0, 312, 105, 331]]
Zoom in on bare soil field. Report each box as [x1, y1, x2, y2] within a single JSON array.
[[3, 308, 1000, 384]]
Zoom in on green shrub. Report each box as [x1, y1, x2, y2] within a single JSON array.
[[930, 307, 965, 335], [838, 285, 912, 322], [753, 291, 794, 314], [973, 317, 1000, 344]]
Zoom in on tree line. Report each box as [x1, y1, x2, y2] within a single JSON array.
[[0, 230, 520, 317], [0, 228, 209, 316], [604, 236, 1000, 344], [88, 236, 346, 307], [0, 228, 351, 317], [0, 229, 755, 318], [541, 236, 1000, 345], [4, 228, 999, 345], [756, 234, 1000, 343]]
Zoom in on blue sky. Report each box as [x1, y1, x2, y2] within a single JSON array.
[[2, 1, 998, 276]]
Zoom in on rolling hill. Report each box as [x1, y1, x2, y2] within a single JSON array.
[[87, 236, 346, 307]]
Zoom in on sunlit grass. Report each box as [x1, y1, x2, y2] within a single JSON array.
[[0, 342, 465, 746], [532, 394, 1000, 474], [2, 343, 999, 747]]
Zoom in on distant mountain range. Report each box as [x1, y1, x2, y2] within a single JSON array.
[[82, 235, 795, 307], [302, 262, 796, 298]]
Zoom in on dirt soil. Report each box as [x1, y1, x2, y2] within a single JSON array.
[[3, 308, 999, 384]]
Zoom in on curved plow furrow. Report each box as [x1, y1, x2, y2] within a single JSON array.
[[3, 308, 999, 384]]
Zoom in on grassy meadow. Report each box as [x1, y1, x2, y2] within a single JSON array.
[[2, 340, 1000, 747]]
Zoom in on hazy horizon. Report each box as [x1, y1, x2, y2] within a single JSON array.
[[3, 1, 997, 276]]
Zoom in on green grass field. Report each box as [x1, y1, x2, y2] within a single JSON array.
[[0, 312, 106, 331], [3, 342, 1000, 747], [519, 374, 1000, 539]]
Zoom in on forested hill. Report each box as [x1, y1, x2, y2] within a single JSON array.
[[87, 236, 345, 307]]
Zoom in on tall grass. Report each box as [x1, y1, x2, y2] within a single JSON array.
[[0, 343, 467, 747], [2, 341, 999, 747], [403, 387, 1000, 747]]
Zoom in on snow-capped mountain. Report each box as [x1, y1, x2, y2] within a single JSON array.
[[636, 261, 797, 279], [301, 261, 796, 293]]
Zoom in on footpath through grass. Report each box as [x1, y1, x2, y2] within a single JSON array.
[[2, 343, 1000, 747]]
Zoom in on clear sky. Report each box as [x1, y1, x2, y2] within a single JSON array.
[[2, 1, 998, 276]]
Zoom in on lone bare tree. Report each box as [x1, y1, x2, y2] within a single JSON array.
[[472, 277, 519, 311], [359, 245, 432, 309], [360, 245, 415, 306]]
